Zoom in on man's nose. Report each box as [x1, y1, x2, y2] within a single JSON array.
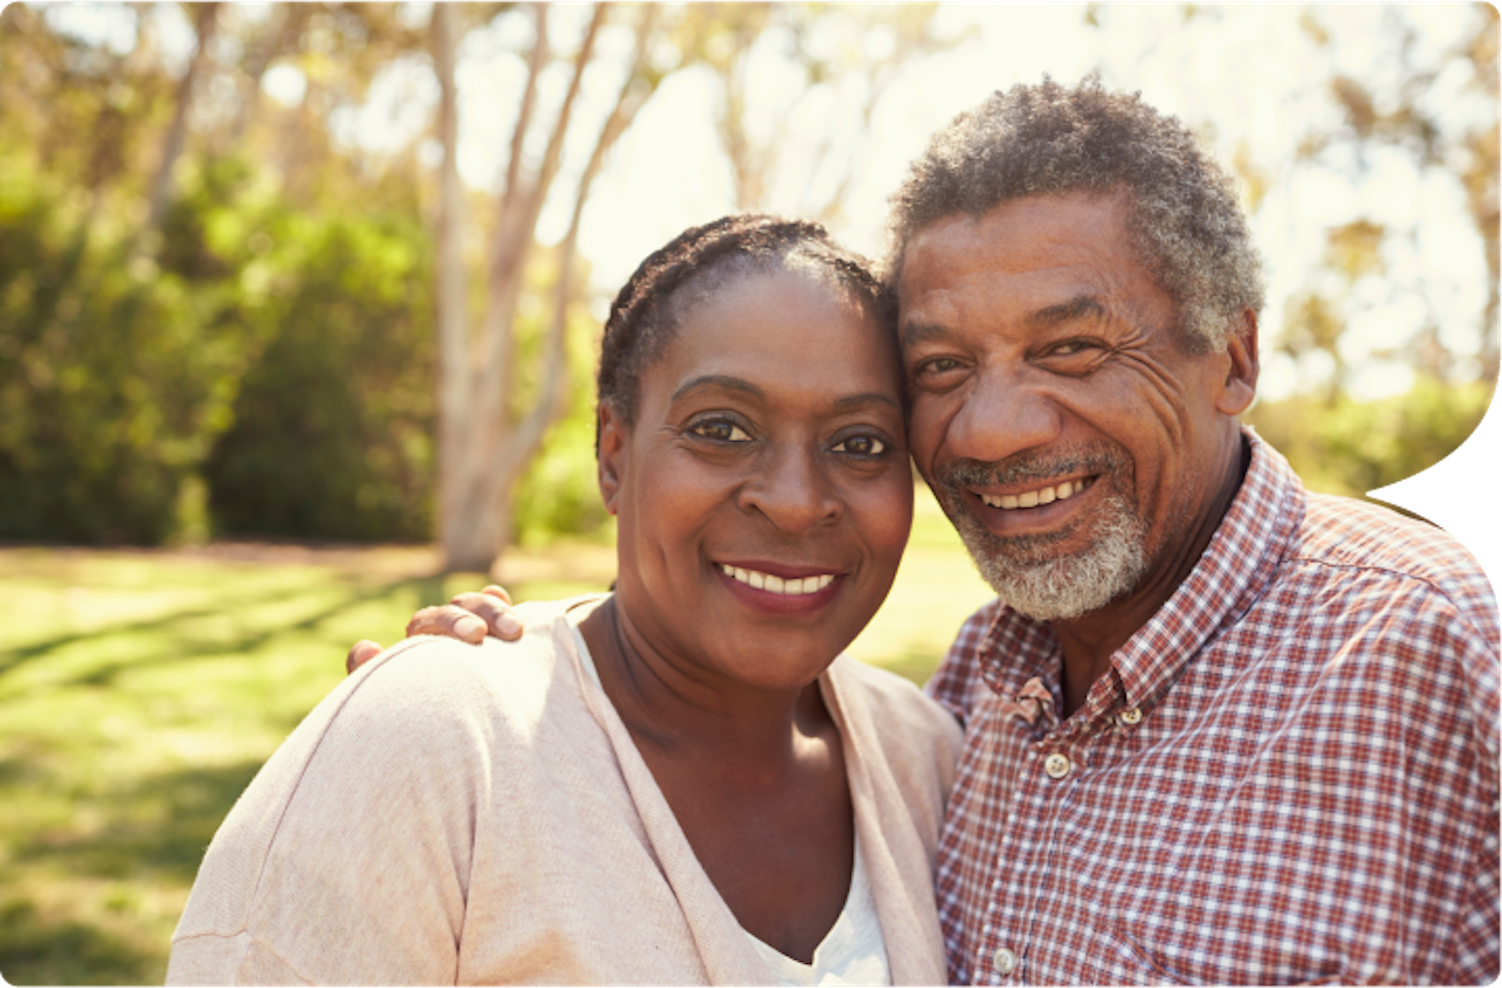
[[945, 370, 1062, 465], [737, 444, 842, 534]]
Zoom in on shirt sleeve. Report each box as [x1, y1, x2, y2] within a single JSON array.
[[168, 639, 498, 985], [923, 599, 1002, 726]]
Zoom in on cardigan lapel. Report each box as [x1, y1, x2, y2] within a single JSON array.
[[554, 613, 772, 985], [821, 658, 950, 985]]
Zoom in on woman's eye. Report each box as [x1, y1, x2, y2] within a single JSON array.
[[832, 435, 888, 457], [690, 420, 751, 442]]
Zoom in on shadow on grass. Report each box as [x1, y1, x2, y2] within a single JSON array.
[[0, 896, 161, 986], [0, 573, 449, 688], [2, 758, 268, 985], [19, 759, 266, 882]]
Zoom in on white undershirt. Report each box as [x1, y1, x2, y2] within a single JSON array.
[[568, 623, 893, 985]]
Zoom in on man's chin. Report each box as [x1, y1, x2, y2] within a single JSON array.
[[952, 502, 1148, 624]]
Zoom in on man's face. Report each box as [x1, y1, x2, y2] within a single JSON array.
[[898, 191, 1244, 622]]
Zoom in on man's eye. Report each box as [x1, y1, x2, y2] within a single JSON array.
[[690, 420, 751, 442], [832, 435, 888, 457], [917, 357, 961, 375], [1049, 340, 1097, 356]]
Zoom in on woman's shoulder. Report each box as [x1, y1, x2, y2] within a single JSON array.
[[349, 597, 594, 736], [825, 655, 963, 754]]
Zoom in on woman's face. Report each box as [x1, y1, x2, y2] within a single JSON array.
[[599, 268, 913, 692]]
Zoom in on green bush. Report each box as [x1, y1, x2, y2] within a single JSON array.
[[1247, 378, 1494, 502], [204, 211, 436, 542], [0, 153, 254, 544]]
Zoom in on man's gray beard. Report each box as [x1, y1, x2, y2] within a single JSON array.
[[935, 456, 1150, 622]]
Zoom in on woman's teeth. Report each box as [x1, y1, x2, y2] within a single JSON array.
[[980, 477, 1091, 510], [719, 565, 835, 596]]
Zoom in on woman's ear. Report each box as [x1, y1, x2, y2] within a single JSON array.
[[596, 403, 627, 517]]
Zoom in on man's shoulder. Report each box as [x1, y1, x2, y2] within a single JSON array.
[[923, 599, 1010, 721], [1293, 490, 1497, 641]]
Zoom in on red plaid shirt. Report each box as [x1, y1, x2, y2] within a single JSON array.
[[926, 431, 1500, 985]]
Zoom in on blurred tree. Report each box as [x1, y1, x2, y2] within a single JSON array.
[[0, 3, 441, 544], [432, 2, 671, 573], [1271, 5, 1499, 391], [144, 1, 217, 240], [1241, 5, 1497, 505], [695, 3, 963, 226]]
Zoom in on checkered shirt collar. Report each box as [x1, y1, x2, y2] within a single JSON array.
[[975, 429, 1304, 731]]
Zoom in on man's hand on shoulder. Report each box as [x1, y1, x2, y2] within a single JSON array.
[[345, 586, 523, 674]]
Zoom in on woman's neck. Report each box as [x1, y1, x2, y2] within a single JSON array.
[[576, 595, 829, 771]]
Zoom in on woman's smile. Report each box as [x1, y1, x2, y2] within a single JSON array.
[[714, 561, 846, 615]]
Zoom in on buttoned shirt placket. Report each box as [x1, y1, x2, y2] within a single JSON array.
[[971, 637, 1162, 984]]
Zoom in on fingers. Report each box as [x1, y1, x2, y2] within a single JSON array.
[[346, 640, 384, 675], [450, 588, 522, 641], [405, 605, 489, 643]]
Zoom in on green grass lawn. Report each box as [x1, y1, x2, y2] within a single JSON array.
[[0, 487, 992, 985]]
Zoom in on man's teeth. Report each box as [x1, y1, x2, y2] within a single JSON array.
[[980, 478, 1090, 510], [719, 565, 835, 595]]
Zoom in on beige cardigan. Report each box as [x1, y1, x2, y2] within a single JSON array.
[[168, 599, 963, 985]]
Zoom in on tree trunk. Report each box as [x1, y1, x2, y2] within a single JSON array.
[[146, 2, 219, 237], [432, 3, 487, 572]]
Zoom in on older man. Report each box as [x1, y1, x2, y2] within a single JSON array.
[[352, 78, 1499, 985], [893, 78, 1498, 985]]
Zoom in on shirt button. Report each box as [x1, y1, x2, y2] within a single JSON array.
[[993, 946, 1019, 976], [1120, 706, 1143, 725], [1044, 752, 1071, 779]]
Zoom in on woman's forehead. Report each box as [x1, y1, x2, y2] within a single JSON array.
[[647, 270, 900, 403]]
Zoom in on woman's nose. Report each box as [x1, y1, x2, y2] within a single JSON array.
[[736, 444, 842, 533]]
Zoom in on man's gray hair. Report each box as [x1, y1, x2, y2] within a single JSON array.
[[885, 77, 1265, 351]]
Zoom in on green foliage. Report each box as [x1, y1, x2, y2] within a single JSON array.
[[0, 137, 445, 546], [0, 151, 254, 544], [1246, 377, 1494, 502], [204, 208, 437, 542], [510, 406, 613, 548]]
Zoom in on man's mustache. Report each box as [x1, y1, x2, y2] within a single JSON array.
[[933, 444, 1126, 491]]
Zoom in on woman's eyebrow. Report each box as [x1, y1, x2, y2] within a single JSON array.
[[833, 392, 900, 411], [671, 375, 766, 403]]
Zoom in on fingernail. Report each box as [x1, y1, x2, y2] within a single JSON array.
[[497, 613, 522, 637], [456, 616, 485, 641]]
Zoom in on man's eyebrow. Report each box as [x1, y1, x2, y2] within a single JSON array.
[[1028, 295, 1107, 328], [899, 321, 950, 348], [671, 375, 766, 403]]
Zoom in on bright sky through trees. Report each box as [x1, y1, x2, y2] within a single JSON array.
[[43, 2, 1490, 404]]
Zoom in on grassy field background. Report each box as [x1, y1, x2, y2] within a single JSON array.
[[0, 486, 992, 985]]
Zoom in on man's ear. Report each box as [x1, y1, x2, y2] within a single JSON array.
[[1215, 308, 1259, 416], [597, 403, 627, 517]]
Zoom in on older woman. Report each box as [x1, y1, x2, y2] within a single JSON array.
[[167, 216, 961, 985]]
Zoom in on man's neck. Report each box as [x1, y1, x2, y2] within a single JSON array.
[[1051, 433, 1250, 718]]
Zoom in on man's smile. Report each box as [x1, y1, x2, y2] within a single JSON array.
[[976, 475, 1098, 511]]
